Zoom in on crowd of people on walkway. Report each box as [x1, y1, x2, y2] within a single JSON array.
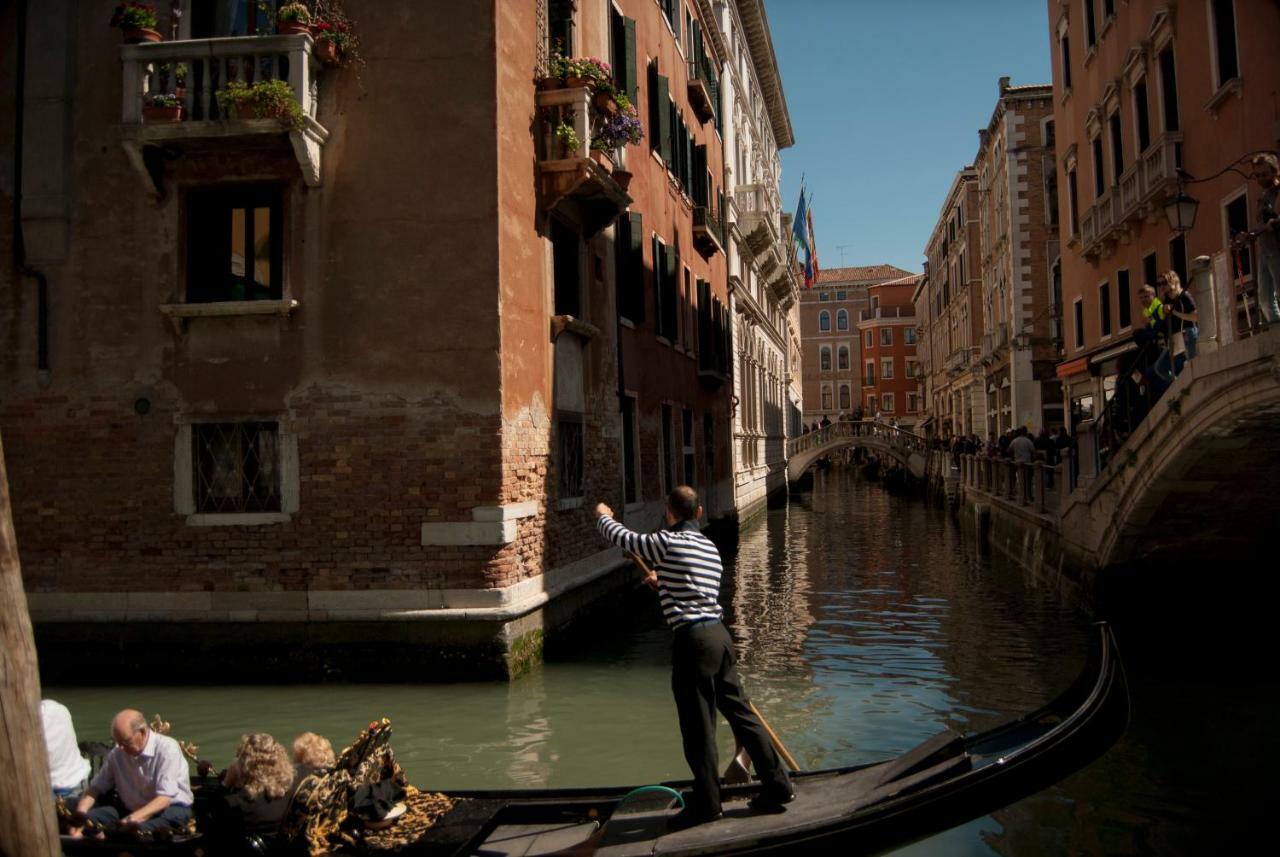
[[43, 698, 336, 849]]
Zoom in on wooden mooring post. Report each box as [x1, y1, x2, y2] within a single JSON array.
[[0, 433, 60, 855]]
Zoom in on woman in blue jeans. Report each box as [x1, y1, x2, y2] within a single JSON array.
[[1156, 270, 1198, 380]]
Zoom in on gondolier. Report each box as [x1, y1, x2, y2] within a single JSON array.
[[593, 486, 795, 829]]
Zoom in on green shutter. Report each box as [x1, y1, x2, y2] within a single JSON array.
[[657, 74, 671, 164], [664, 242, 678, 339], [693, 144, 707, 206], [622, 18, 637, 99], [654, 235, 665, 335], [629, 212, 645, 322]]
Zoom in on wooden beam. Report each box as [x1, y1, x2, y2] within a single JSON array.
[[0, 432, 59, 855]]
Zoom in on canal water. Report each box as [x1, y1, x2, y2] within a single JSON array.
[[45, 467, 1274, 854]]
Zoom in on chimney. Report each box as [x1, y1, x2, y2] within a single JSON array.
[[999, 76, 1011, 94]]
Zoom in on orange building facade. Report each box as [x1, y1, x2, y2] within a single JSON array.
[[1048, 0, 1280, 425], [856, 276, 924, 429], [0, 0, 741, 679]]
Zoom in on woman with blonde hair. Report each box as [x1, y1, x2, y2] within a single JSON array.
[[292, 731, 336, 776], [208, 732, 295, 845]]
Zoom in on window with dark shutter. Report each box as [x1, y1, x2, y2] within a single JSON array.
[[186, 186, 284, 303], [552, 219, 581, 317], [1134, 79, 1151, 152], [549, 0, 575, 56], [1211, 0, 1239, 86], [1117, 269, 1131, 329], [657, 74, 671, 164], [1159, 47, 1179, 132], [617, 212, 645, 322], [610, 11, 639, 99]]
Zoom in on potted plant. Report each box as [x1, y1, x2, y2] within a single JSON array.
[[110, 2, 161, 44], [216, 79, 305, 130], [592, 105, 643, 153], [310, 1, 361, 68], [143, 93, 183, 123], [553, 119, 580, 159], [310, 19, 352, 66], [160, 62, 188, 100], [275, 2, 312, 36]]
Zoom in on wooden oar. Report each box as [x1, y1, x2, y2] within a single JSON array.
[[625, 551, 802, 778]]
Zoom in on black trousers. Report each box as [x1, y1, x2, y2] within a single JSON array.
[[671, 620, 791, 814]]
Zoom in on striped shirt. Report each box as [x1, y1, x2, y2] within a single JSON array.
[[596, 515, 724, 627]]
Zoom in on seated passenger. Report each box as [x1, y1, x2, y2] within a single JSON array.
[[292, 732, 336, 778], [42, 699, 91, 800], [70, 709, 193, 837], [207, 733, 295, 846]]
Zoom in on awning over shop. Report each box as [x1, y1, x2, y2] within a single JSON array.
[[1088, 341, 1137, 365], [1056, 357, 1089, 379]]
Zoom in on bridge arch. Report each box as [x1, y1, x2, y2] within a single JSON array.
[[786, 422, 929, 481], [1062, 331, 1280, 571]]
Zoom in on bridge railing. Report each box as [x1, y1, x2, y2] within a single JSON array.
[[952, 452, 1075, 516], [787, 420, 927, 459]]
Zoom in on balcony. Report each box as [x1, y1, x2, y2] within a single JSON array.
[[1118, 162, 1142, 220], [687, 53, 718, 123], [693, 205, 725, 256], [1080, 131, 1182, 260], [858, 306, 911, 322], [119, 35, 328, 196], [536, 87, 632, 237], [1139, 131, 1182, 207], [735, 183, 780, 258], [946, 347, 972, 375]]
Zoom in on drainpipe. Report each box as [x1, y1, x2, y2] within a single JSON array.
[[12, 0, 51, 383]]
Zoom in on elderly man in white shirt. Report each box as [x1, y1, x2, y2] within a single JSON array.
[[70, 709, 193, 836], [42, 699, 91, 798]]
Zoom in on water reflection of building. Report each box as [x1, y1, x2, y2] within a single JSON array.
[[724, 502, 815, 675]]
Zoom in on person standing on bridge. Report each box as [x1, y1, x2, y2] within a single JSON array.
[[592, 488, 795, 829], [1241, 153, 1279, 326]]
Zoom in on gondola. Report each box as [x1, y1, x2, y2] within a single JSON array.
[[60, 623, 1127, 856]]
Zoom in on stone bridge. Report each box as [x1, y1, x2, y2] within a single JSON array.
[[786, 421, 929, 481], [952, 329, 1280, 578], [1062, 327, 1280, 572]]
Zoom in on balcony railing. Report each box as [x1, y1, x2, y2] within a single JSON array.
[[735, 182, 780, 257], [119, 35, 328, 192], [1139, 131, 1181, 205], [536, 86, 631, 236], [1079, 131, 1183, 260], [693, 205, 725, 255], [687, 51, 718, 123], [1118, 162, 1142, 219], [859, 306, 911, 321]]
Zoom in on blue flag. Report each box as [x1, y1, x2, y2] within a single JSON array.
[[793, 188, 810, 257]]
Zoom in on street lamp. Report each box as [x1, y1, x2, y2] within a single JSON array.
[[1164, 191, 1199, 234]]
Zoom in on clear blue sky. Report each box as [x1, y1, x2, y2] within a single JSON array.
[[765, 0, 1052, 274]]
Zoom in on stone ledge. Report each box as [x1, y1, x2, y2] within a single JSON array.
[[420, 519, 516, 545], [25, 547, 632, 624]]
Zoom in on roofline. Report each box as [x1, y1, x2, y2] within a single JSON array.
[[735, 0, 795, 149], [926, 166, 978, 248], [695, 0, 729, 72]]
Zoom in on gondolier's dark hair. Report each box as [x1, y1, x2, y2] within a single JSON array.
[[667, 485, 699, 522]]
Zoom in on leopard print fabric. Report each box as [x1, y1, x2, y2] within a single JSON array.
[[280, 718, 460, 856]]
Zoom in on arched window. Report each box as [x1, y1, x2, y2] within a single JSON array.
[[819, 311, 831, 332], [838, 346, 850, 370], [839, 385, 851, 410], [820, 346, 832, 371], [836, 309, 849, 330], [821, 386, 832, 410]]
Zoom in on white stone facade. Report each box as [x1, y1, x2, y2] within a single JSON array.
[[713, 0, 797, 522]]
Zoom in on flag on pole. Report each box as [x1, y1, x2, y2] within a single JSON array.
[[807, 205, 820, 286], [792, 187, 809, 257]]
